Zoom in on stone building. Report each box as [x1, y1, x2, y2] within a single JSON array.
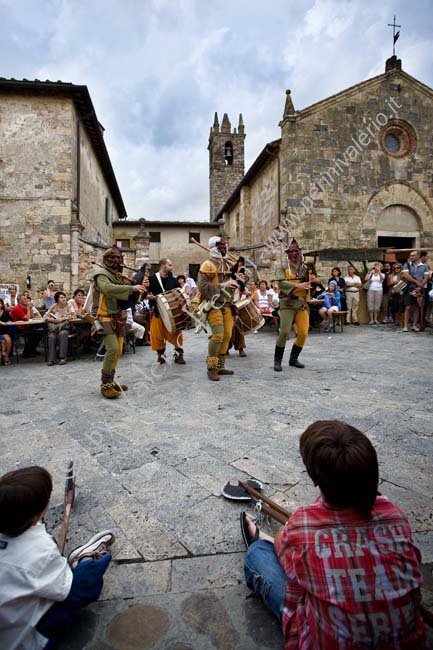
[[112, 219, 218, 279], [208, 112, 245, 223], [215, 57, 433, 272], [0, 78, 126, 293]]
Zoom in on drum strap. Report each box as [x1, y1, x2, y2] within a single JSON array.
[[155, 272, 166, 294]]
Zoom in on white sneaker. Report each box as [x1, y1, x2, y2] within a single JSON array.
[[67, 530, 115, 567], [369, 320, 375, 325], [402, 327, 408, 332]]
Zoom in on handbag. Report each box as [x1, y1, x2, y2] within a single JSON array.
[[48, 320, 70, 334], [362, 279, 370, 291], [392, 279, 407, 295]]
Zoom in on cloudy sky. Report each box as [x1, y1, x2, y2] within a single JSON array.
[[2, 0, 433, 221]]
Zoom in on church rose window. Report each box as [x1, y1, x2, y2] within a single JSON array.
[[384, 133, 400, 153], [380, 120, 415, 159]]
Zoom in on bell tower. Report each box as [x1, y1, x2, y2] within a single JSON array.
[[208, 112, 245, 222]]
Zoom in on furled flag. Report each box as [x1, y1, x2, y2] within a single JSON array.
[[394, 30, 400, 44]]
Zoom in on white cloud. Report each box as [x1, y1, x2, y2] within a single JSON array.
[[1, 0, 432, 220]]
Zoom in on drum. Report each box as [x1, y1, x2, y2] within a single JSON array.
[[157, 288, 190, 333], [234, 298, 265, 335]]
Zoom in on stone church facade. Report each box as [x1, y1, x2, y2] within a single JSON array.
[[211, 57, 433, 271], [0, 78, 126, 294]]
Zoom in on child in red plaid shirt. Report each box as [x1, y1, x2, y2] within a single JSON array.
[[243, 420, 426, 649]]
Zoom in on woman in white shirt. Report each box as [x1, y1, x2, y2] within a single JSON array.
[[365, 263, 385, 324], [253, 281, 272, 315]]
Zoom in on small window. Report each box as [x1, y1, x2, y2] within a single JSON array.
[[116, 239, 130, 248], [235, 213, 240, 239], [189, 264, 200, 280], [189, 232, 200, 243], [224, 141, 233, 166], [105, 197, 111, 225], [149, 232, 161, 243]]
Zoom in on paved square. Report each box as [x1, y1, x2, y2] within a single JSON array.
[[2, 325, 433, 648]]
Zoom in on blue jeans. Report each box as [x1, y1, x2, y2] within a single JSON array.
[[37, 554, 111, 649], [244, 540, 291, 621]]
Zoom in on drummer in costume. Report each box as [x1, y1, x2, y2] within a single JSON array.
[[148, 258, 186, 365], [92, 246, 148, 398], [197, 236, 238, 381], [274, 238, 320, 372]]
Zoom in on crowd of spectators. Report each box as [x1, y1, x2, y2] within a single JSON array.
[[0, 251, 431, 367]]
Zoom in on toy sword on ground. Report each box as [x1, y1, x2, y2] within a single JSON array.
[[57, 460, 76, 554]]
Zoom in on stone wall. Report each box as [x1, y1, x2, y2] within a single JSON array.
[[74, 110, 120, 246], [0, 93, 74, 292], [279, 70, 433, 259], [224, 155, 279, 249]]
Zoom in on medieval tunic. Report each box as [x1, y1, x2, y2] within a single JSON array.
[[148, 272, 184, 351], [276, 266, 310, 349], [197, 258, 234, 362], [92, 266, 134, 372]]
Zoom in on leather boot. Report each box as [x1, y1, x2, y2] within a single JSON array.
[[174, 347, 186, 364], [101, 370, 120, 399], [238, 348, 247, 357], [274, 345, 285, 371], [289, 344, 305, 368], [157, 348, 166, 364], [207, 356, 220, 381], [111, 370, 128, 393], [217, 354, 234, 375]]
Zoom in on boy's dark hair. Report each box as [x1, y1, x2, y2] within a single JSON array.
[[73, 288, 85, 297], [0, 466, 52, 536], [300, 420, 378, 513]]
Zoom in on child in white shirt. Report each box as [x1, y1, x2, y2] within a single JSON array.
[[0, 466, 114, 650]]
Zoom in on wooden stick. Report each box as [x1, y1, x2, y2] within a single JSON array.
[[258, 502, 289, 525], [57, 461, 75, 555], [239, 481, 292, 519], [190, 237, 239, 264]]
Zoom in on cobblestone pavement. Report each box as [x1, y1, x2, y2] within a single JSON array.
[[2, 324, 433, 649]]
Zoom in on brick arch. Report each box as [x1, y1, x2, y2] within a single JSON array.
[[363, 182, 433, 236]]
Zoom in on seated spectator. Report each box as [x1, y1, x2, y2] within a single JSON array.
[[43, 280, 57, 310], [10, 294, 42, 357], [0, 299, 13, 365], [328, 267, 346, 311], [246, 279, 257, 298], [68, 288, 87, 316], [23, 291, 42, 318], [317, 281, 341, 331], [343, 265, 361, 325], [184, 271, 197, 298], [254, 280, 272, 315], [241, 420, 426, 649], [0, 466, 114, 650], [133, 299, 151, 345], [176, 274, 190, 296], [125, 307, 145, 343], [4, 285, 18, 311], [43, 291, 75, 366], [268, 279, 280, 307], [365, 262, 385, 324]]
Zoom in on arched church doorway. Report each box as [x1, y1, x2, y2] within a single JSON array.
[[376, 204, 420, 261]]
